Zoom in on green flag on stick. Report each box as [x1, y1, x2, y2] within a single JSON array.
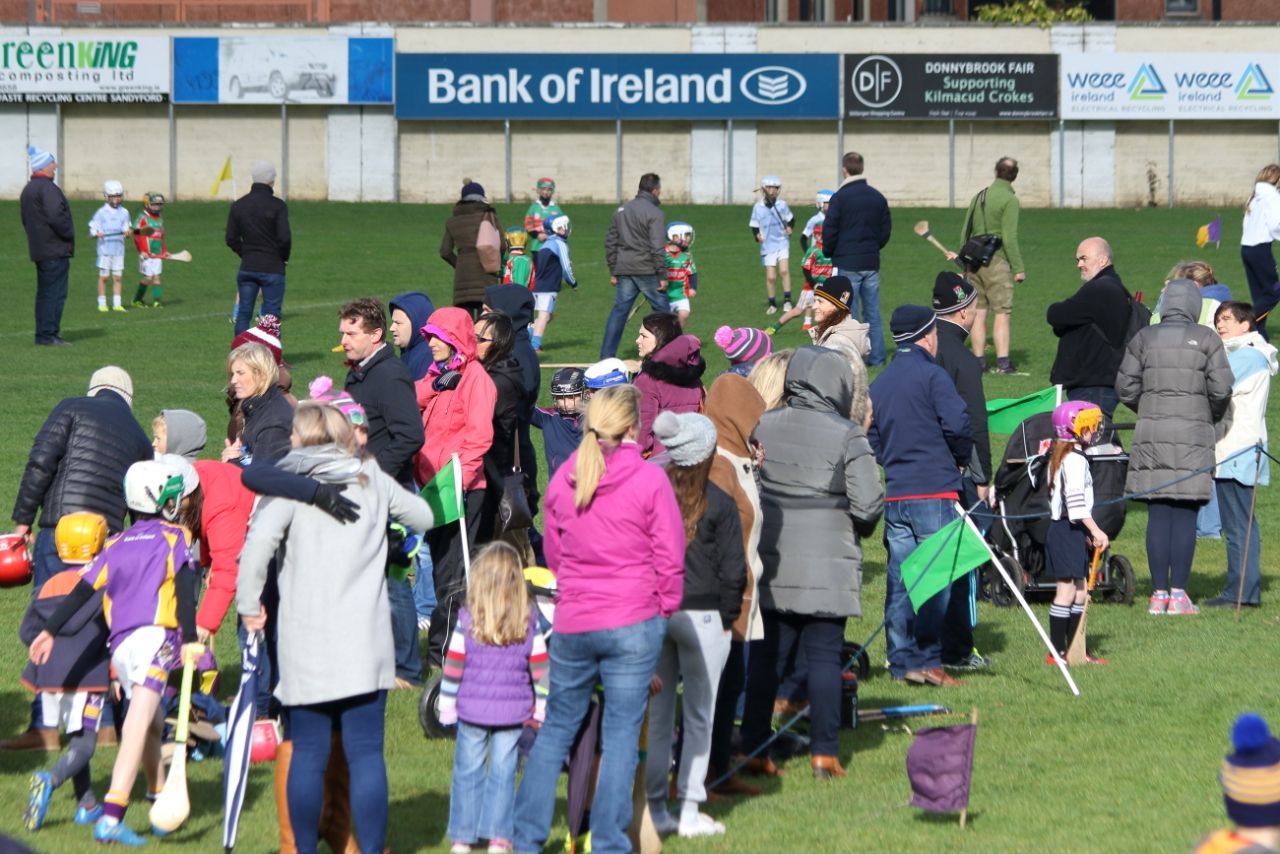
[[419, 455, 463, 526], [986, 385, 1060, 435], [901, 515, 993, 613]]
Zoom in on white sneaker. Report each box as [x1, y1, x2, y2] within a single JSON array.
[[765, 304, 778, 315], [678, 812, 726, 838], [782, 300, 793, 312]]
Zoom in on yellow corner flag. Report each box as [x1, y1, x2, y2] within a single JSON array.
[[210, 156, 233, 198]]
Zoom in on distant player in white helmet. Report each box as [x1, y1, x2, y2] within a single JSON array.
[[749, 175, 794, 315], [664, 222, 698, 323], [530, 214, 576, 353], [88, 181, 131, 313]]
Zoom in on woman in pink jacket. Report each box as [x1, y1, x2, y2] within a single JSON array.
[[634, 313, 707, 457], [415, 306, 496, 669], [513, 384, 685, 854]]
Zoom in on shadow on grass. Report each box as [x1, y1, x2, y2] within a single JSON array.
[[913, 808, 980, 827], [387, 787, 450, 851]]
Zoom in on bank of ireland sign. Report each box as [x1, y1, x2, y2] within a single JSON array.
[[1061, 53, 1280, 119], [395, 53, 838, 120]]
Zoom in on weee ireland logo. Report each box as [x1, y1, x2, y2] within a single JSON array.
[[1127, 63, 1166, 100], [1236, 63, 1274, 100]]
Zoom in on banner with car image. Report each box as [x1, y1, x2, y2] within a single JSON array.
[[172, 36, 392, 104]]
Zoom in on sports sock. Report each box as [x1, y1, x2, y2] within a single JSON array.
[[50, 727, 96, 791], [767, 297, 777, 307], [103, 789, 129, 821], [151, 285, 162, 302], [78, 789, 98, 810], [112, 294, 122, 308], [1068, 603, 1084, 644], [133, 283, 147, 303], [97, 295, 107, 308], [1048, 604, 1071, 655], [766, 321, 781, 334], [784, 290, 792, 303]]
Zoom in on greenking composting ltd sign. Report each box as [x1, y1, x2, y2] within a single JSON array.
[[0, 36, 169, 103]]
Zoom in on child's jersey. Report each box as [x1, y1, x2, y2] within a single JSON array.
[[532, 233, 575, 294], [78, 518, 195, 647], [803, 212, 826, 242], [802, 244, 833, 288], [503, 251, 532, 288], [524, 199, 564, 254], [665, 245, 698, 301], [750, 198, 793, 255], [530, 407, 584, 477], [89, 204, 131, 259], [1050, 449, 1094, 522], [133, 210, 165, 258]]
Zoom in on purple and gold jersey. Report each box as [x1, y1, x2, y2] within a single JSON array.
[[78, 518, 194, 648]]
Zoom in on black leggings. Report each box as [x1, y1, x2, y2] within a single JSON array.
[[1241, 243, 1280, 338], [1146, 500, 1200, 591]]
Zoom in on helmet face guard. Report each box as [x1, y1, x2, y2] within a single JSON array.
[[1052, 401, 1103, 442]]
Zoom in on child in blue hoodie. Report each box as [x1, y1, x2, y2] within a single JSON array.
[[530, 215, 576, 353], [530, 368, 585, 478]]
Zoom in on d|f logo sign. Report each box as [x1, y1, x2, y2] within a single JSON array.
[[851, 55, 902, 108]]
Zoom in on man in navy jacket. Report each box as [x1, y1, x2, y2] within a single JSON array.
[[823, 151, 892, 366]]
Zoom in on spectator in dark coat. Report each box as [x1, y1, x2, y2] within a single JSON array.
[[389, 292, 437, 383], [600, 173, 670, 358], [223, 343, 294, 467], [20, 145, 74, 347], [822, 152, 892, 366], [485, 283, 542, 522], [474, 311, 524, 545], [226, 160, 291, 336], [1048, 237, 1133, 419], [441, 182, 505, 318]]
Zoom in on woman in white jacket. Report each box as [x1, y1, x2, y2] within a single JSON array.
[[1240, 164, 1280, 339], [1205, 301, 1277, 608]]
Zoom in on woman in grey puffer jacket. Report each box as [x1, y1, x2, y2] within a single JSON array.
[[738, 345, 883, 780], [1116, 278, 1233, 616]]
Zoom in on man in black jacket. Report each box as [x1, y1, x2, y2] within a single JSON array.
[[7, 366, 151, 750], [227, 160, 291, 336], [823, 151, 892, 366], [340, 298, 426, 687], [1048, 237, 1132, 419], [20, 145, 74, 347], [601, 173, 669, 358]]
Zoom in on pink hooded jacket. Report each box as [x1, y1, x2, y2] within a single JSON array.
[[544, 441, 685, 633], [634, 334, 707, 457]]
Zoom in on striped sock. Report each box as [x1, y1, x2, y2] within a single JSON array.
[[1049, 604, 1072, 655], [1068, 603, 1085, 644], [103, 789, 129, 821]]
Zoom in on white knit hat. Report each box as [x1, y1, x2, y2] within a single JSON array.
[[87, 366, 133, 408]]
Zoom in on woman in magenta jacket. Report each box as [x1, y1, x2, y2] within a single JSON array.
[[513, 384, 685, 854], [634, 312, 707, 457]]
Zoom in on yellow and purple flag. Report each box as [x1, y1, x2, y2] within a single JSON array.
[[1196, 216, 1222, 249]]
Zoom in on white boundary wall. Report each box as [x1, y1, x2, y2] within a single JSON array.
[[1, 22, 1277, 207]]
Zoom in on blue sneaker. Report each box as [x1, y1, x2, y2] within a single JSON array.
[[24, 771, 53, 831], [75, 803, 105, 825], [93, 817, 148, 846]]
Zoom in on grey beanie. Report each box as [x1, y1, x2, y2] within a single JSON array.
[[652, 410, 717, 467], [251, 160, 277, 185], [161, 409, 208, 462]]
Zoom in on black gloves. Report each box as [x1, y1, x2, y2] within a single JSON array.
[[312, 483, 360, 524]]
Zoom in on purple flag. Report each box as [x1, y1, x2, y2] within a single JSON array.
[[906, 723, 977, 813]]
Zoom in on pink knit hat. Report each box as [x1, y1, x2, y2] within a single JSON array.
[[230, 315, 283, 365], [714, 325, 772, 366]]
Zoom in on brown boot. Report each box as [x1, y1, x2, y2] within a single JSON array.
[[707, 769, 763, 797], [319, 733, 360, 854], [738, 756, 783, 778], [275, 739, 296, 854], [811, 755, 847, 780]]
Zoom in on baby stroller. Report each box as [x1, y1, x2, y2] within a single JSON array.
[[982, 411, 1137, 606], [419, 565, 557, 739]]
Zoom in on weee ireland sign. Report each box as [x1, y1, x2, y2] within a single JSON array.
[[1061, 53, 1280, 119], [0, 36, 169, 102], [395, 53, 839, 120]]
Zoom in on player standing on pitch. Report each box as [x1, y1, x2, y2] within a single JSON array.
[[132, 193, 167, 309], [89, 181, 131, 314], [749, 176, 794, 315]]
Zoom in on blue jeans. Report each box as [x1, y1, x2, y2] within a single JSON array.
[[449, 722, 523, 844], [514, 616, 665, 854], [287, 691, 388, 854], [1066, 385, 1119, 421], [1197, 485, 1222, 538], [1216, 479, 1262, 604], [884, 498, 959, 676], [599, 275, 669, 359], [34, 257, 70, 343], [235, 270, 286, 335], [387, 576, 422, 685], [843, 269, 884, 366], [412, 545, 437, 621]]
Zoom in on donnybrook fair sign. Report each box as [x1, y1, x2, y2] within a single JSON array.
[[845, 54, 1057, 120], [0, 36, 168, 103], [1061, 53, 1280, 119], [395, 53, 838, 119]]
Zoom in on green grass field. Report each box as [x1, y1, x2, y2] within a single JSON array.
[[0, 197, 1276, 852]]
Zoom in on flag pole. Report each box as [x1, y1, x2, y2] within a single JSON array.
[[959, 706, 978, 829], [453, 453, 470, 583], [956, 504, 1080, 696]]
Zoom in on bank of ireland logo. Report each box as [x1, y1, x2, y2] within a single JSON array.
[[1127, 63, 1166, 101], [1236, 63, 1274, 101], [740, 66, 807, 106], [851, 55, 901, 108]]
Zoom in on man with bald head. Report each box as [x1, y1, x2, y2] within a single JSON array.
[[1046, 236, 1134, 418]]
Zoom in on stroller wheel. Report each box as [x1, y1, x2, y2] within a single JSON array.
[[984, 553, 1026, 608], [1103, 554, 1136, 606], [418, 672, 457, 740]]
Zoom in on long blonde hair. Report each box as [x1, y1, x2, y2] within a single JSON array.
[[291, 401, 357, 455], [1246, 164, 1280, 213], [1166, 260, 1216, 288], [228, 342, 279, 398], [572, 384, 640, 510], [747, 350, 793, 410], [466, 542, 530, 646]]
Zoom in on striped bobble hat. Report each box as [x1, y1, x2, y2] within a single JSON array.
[[714, 325, 772, 366], [1220, 713, 1280, 828]]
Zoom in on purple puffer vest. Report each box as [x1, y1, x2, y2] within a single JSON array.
[[456, 607, 536, 728]]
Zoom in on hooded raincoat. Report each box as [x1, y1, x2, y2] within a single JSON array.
[[635, 334, 706, 457]]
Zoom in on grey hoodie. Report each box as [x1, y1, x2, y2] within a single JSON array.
[[161, 409, 208, 461]]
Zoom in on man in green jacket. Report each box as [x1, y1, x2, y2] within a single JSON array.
[[958, 157, 1025, 374]]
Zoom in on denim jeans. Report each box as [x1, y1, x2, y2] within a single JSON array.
[[412, 545, 437, 621], [513, 616, 665, 854], [1066, 385, 1119, 422], [843, 269, 884, 366], [449, 722, 523, 844], [287, 691, 387, 854], [235, 270, 286, 335], [884, 498, 959, 676], [1216, 479, 1262, 604], [387, 576, 422, 685], [1196, 485, 1222, 538], [34, 257, 70, 343], [599, 275, 669, 359]]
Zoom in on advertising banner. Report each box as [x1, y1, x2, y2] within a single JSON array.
[[173, 36, 392, 105], [1061, 53, 1280, 120], [845, 54, 1057, 120], [0, 36, 169, 103], [395, 53, 839, 120]]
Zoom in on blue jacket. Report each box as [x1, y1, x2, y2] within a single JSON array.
[[530, 407, 583, 478], [389, 291, 436, 382], [822, 177, 891, 272], [533, 234, 576, 294], [867, 344, 972, 498]]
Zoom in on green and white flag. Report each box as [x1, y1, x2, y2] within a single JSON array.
[[986, 385, 1061, 435]]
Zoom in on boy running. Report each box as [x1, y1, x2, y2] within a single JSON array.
[[132, 193, 166, 308], [88, 181, 131, 313], [530, 215, 576, 352], [523, 177, 564, 255], [665, 222, 699, 323], [502, 227, 533, 288], [749, 175, 794, 315]]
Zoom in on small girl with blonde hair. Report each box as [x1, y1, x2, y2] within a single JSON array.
[[440, 542, 549, 854]]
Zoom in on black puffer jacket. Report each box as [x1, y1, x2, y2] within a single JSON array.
[[239, 385, 294, 467], [12, 391, 151, 532], [20, 175, 74, 262], [483, 356, 524, 487], [679, 482, 747, 628]]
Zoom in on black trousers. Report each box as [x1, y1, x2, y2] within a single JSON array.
[[34, 257, 69, 343]]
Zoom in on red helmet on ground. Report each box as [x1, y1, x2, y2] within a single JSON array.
[[250, 718, 281, 763], [0, 535, 32, 588]]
